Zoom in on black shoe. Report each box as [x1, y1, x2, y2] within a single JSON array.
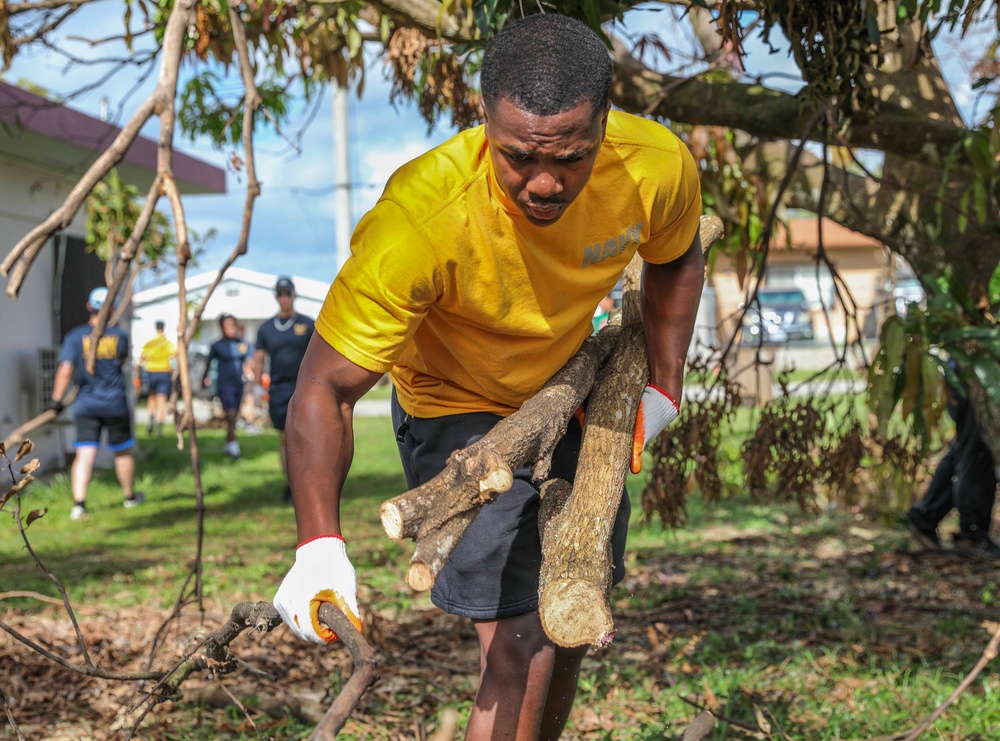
[[282, 484, 293, 503], [905, 510, 940, 550], [953, 533, 1000, 562]]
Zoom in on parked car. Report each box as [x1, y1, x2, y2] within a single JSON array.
[[892, 277, 925, 317], [741, 287, 815, 344]]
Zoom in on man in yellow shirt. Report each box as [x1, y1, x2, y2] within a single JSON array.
[[274, 13, 705, 739], [138, 320, 175, 436]]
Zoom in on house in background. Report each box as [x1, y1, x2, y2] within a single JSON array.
[[0, 81, 225, 471], [708, 217, 913, 369], [131, 266, 329, 363]]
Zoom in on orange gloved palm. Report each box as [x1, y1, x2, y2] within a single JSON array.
[[630, 384, 680, 474], [273, 535, 362, 643]]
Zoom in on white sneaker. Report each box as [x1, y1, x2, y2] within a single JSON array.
[[70, 504, 87, 521], [123, 492, 146, 509], [226, 441, 241, 459]]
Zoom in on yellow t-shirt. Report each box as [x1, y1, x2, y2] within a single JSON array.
[[140, 335, 175, 373], [317, 109, 702, 418]]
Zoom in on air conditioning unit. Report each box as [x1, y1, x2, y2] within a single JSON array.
[[36, 347, 61, 416]]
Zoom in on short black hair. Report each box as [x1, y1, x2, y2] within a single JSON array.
[[219, 313, 235, 330], [481, 13, 612, 118], [155, 320, 165, 330]]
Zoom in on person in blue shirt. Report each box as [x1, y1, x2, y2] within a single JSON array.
[[49, 287, 145, 520], [203, 314, 252, 459], [253, 277, 315, 501]]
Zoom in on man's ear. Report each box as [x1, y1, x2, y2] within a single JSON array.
[[481, 100, 490, 130], [599, 99, 612, 139]]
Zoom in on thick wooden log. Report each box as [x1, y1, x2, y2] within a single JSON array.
[[537, 321, 647, 647], [382, 216, 724, 599], [380, 328, 620, 591], [537, 216, 722, 647]]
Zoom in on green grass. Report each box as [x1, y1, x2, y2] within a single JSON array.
[[3, 417, 996, 740]]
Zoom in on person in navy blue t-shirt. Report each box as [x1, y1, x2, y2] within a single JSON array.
[[253, 276, 315, 501], [203, 314, 252, 459], [49, 287, 145, 520]]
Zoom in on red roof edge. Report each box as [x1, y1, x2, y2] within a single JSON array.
[[0, 81, 226, 194]]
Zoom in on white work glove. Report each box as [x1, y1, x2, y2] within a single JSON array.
[[630, 384, 680, 474], [273, 535, 362, 643]]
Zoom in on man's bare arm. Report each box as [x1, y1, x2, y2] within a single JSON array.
[[285, 334, 384, 542], [252, 349, 266, 386], [50, 361, 75, 404], [640, 233, 706, 400]]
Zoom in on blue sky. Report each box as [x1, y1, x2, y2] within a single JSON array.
[[2, 3, 988, 287]]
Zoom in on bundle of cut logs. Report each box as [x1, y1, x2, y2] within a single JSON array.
[[380, 215, 725, 648]]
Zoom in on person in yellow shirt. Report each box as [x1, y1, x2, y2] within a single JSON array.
[[138, 320, 175, 436], [273, 13, 705, 739]]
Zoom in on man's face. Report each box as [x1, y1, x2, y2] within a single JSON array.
[[484, 97, 610, 226], [221, 317, 238, 338], [276, 289, 294, 312]]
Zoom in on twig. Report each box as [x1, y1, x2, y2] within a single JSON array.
[[898, 621, 1000, 741], [2, 406, 60, 450], [185, 1, 262, 347], [0, 620, 162, 680], [0, 685, 26, 741], [309, 603, 381, 740], [679, 695, 766, 735]]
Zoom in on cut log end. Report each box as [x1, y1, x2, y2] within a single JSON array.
[[478, 468, 513, 499], [406, 560, 436, 592], [380, 502, 404, 541], [538, 579, 614, 648]]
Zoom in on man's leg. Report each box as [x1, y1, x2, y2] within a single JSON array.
[[71, 446, 98, 505], [954, 435, 998, 538], [154, 392, 168, 425], [114, 451, 135, 499], [469, 611, 587, 741]]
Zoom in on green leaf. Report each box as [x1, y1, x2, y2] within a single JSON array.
[[867, 347, 896, 437], [973, 179, 988, 223], [938, 325, 1000, 344], [880, 315, 907, 374], [901, 342, 923, 419], [921, 353, 947, 432], [989, 260, 1000, 306]]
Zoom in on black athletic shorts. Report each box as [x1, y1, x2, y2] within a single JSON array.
[[268, 381, 295, 431], [146, 371, 172, 396], [391, 390, 630, 621], [217, 382, 243, 412], [75, 415, 134, 451]]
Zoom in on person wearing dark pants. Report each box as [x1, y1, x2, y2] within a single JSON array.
[[204, 314, 252, 460], [906, 376, 999, 560], [254, 276, 315, 500], [49, 287, 145, 519]]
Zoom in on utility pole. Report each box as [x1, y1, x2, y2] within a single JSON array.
[[332, 82, 353, 274]]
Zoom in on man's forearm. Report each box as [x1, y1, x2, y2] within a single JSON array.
[[640, 238, 706, 400], [51, 363, 74, 403], [285, 381, 355, 542]]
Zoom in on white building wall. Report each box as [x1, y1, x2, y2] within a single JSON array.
[[0, 157, 88, 472]]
